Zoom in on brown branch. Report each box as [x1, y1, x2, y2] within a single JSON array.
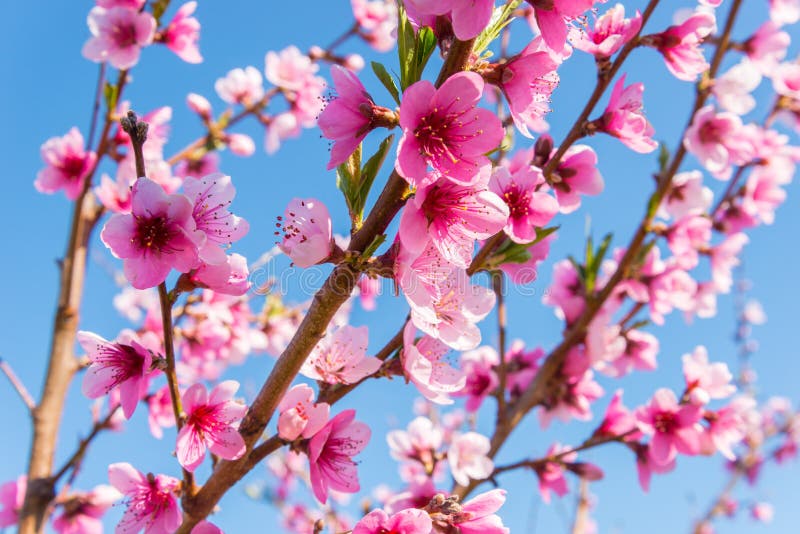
[[0, 358, 35, 413], [492, 272, 508, 422], [452, 0, 744, 501], [176, 37, 478, 533], [51, 407, 120, 483], [19, 68, 128, 534]]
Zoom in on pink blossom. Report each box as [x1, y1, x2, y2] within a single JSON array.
[[175, 152, 220, 179], [191, 521, 223, 534], [108, 463, 181, 534], [549, 144, 604, 213], [406, 0, 494, 41], [183, 173, 249, 265], [265, 46, 319, 91], [101, 178, 205, 289], [770, 0, 800, 25], [713, 61, 762, 115], [595, 390, 638, 438], [535, 444, 574, 503], [52, 485, 120, 534], [277, 198, 334, 268], [702, 397, 751, 460], [82, 6, 156, 69], [745, 22, 790, 73], [448, 432, 493, 486], [277, 384, 330, 441], [162, 2, 202, 63], [406, 268, 496, 350], [634, 443, 675, 491], [307, 409, 370, 503], [709, 233, 748, 293], [543, 259, 585, 324], [0, 476, 25, 528], [215, 66, 264, 106], [684, 105, 753, 180], [396, 72, 503, 186], [387, 416, 443, 470], [353, 508, 432, 534], [176, 380, 247, 471], [682, 346, 735, 405], [648, 11, 715, 81], [95, 172, 133, 213], [499, 231, 554, 284], [78, 331, 154, 419], [601, 328, 659, 377], [357, 276, 381, 311], [658, 170, 712, 220], [571, 4, 643, 58], [636, 388, 703, 465], [450, 489, 509, 534], [539, 347, 604, 428], [351, 0, 398, 52], [35, 127, 97, 200], [189, 252, 250, 296], [300, 325, 381, 384], [401, 321, 466, 405], [666, 214, 712, 270], [504, 341, 543, 398], [751, 502, 774, 523], [489, 166, 557, 244], [488, 42, 559, 137], [598, 74, 657, 153], [647, 261, 698, 325], [772, 62, 800, 99], [454, 346, 499, 411], [225, 133, 255, 156], [530, 0, 596, 52], [318, 65, 396, 169], [400, 171, 509, 267], [147, 386, 175, 439], [186, 93, 212, 120]]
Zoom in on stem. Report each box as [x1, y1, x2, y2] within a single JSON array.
[[452, 0, 744, 501], [51, 408, 119, 483], [176, 36, 479, 533], [158, 283, 184, 430], [19, 68, 127, 534], [492, 272, 508, 422], [0, 358, 35, 413], [571, 479, 592, 534]]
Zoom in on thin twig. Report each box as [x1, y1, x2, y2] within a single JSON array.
[[492, 272, 508, 422], [0, 358, 36, 413]]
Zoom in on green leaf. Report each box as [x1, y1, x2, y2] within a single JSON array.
[[151, 0, 170, 22], [103, 82, 119, 113], [397, 4, 416, 90], [410, 26, 436, 85], [358, 134, 395, 210], [371, 62, 401, 105], [361, 234, 387, 259], [473, 0, 522, 55]]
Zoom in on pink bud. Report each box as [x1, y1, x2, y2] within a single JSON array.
[[227, 133, 256, 156], [187, 93, 212, 119]]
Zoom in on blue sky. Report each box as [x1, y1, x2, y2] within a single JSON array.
[[1, 1, 799, 533]]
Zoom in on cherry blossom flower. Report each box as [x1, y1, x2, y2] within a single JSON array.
[[636, 388, 703, 465], [745, 22, 790, 74], [454, 346, 499, 411], [351, 0, 398, 52], [634, 442, 676, 491], [448, 432, 493, 486], [597, 74, 657, 153], [176, 381, 247, 471], [400, 171, 509, 267], [300, 325, 381, 384], [538, 347, 604, 427], [571, 4, 643, 58], [82, 6, 156, 69], [666, 214, 712, 270], [407, 268, 496, 351], [357, 276, 381, 311], [101, 178, 205, 289], [78, 330, 154, 419], [489, 166, 557, 244], [401, 321, 466, 405], [683, 346, 735, 405], [307, 409, 370, 503], [353, 508, 432, 534], [52, 485, 121, 534], [277, 198, 334, 268], [215, 66, 264, 105], [396, 72, 503, 186], [486, 41, 559, 137], [529, 0, 596, 52], [35, 127, 97, 200], [0, 476, 25, 528], [658, 170, 713, 220], [108, 463, 181, 534], [162, 2, 202, 64], [265, 46, 319, 91], [647, 11, 715, 81], [387, 415, 443, 468], [772, 62, 800, 99], [183, 173, 249, 265], [549, 144, 604, 214], [318, 65, 397, 169], [684, 105, 753, 180], [447, 489, 510, 534], [277, 384, 330, 441], [713, 60, 762, 115], [595, 390, 638, 438]]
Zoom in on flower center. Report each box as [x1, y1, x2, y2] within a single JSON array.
[[133, 215, 179, 253], [654, 411, 677, 434]]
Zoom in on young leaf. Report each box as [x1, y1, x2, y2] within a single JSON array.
[[358, 134, 395, 211], [371, 62, 401, 105]]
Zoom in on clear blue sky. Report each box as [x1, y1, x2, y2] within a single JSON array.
[[1, 1, 798, 533]]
